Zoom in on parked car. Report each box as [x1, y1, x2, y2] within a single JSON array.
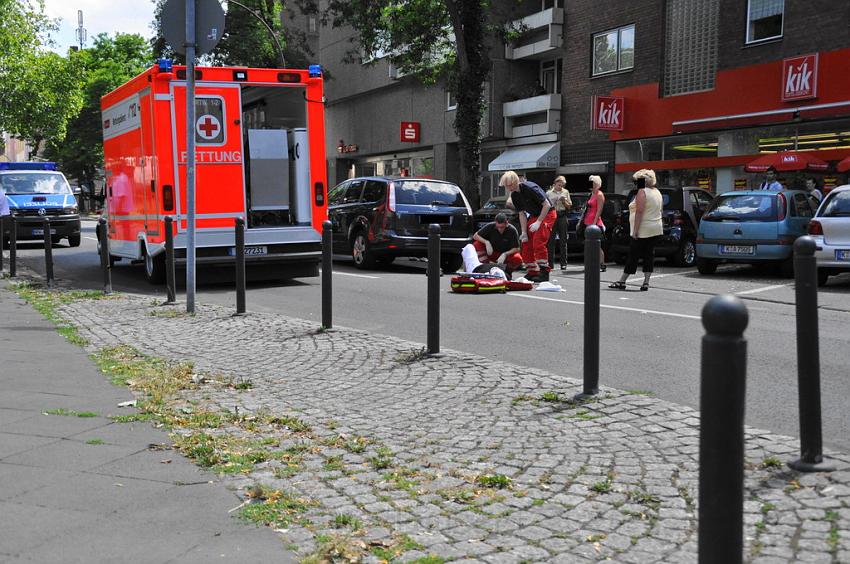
[[328, 176, 473, 271], [807, 184, 850, 286], [609, 187, 714, 267], [695, 189, 818, 276], [565, 192, 628, 256], [473, 195, 519, 232]]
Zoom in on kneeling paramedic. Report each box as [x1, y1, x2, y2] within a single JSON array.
[[499, 170, 555, 282], [471, 213, 523, 277]]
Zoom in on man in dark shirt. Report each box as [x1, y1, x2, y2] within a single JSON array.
[[500, 170, 556, 281], [472, 213, 523, 276]]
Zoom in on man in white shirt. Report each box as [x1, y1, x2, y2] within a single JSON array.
[[760, 168, 783, 191]]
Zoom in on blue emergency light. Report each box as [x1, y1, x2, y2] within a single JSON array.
[[158, 58, 173, 72], [0, 162, 57, 171], [308, 64, 322, 78]]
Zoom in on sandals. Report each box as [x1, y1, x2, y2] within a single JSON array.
[[640, 282, 649, 291], [608, 281, 626, 290]]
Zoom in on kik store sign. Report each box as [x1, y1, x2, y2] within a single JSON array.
[[781, 54, 818, 102], [591, 96, 624, 131]]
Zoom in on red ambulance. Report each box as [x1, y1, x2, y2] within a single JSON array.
[[100, 61, 328, 283]]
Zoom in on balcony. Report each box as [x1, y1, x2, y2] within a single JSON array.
[[505, 8, 564, 60], [503, 93, 561, 138]]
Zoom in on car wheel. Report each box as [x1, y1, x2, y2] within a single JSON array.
[[440, 253, 463, 273], [351, 232, 376, 269], [696, 258, 718, 275], [68, 233, 81, 247], [817, 269, 830, 287], [144, 250, 166, 284], [674, 238, 697, 267]]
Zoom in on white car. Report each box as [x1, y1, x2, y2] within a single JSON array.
[[808, 184, 850, 286]]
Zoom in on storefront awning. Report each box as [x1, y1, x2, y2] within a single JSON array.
[[487, 143, 560, 172]]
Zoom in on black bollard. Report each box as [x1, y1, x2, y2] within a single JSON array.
[[165, 216, 176, 304], [322, 220, 332, 329], [9, 216, 17, 277], [234, 217, 246, 314], [97, 218, 112, 294], [576, 225, 602, 399], [0, 215, 5, 272], [42, 217, 54, 286], [788, 237, 834, 472], [427, 223, 440, 354], [699, 294, 748, 564]]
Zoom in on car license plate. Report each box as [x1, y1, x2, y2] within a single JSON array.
[[228, 246, 268, 256], [836, 249, 850, 261], [719, 244, 754, 255], [31, 228, 57, 236]]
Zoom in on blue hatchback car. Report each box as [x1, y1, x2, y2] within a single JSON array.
[[695, 189, 819, 276]]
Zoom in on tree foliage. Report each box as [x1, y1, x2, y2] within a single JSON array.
[[151, 0, 313, 68], [0, 0, 83, 159], [45, 34, 152, 185], [294, 0, 523, 207]]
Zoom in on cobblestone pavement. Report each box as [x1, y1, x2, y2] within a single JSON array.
[[50, 290, 850, 563]]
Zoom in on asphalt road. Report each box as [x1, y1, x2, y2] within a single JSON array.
[[12, 219, 850, 452]]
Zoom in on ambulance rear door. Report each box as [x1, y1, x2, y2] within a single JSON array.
[[170, 83, 245, 239]]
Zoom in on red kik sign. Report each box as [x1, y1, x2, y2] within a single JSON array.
[[591, 96, 624, 131], [400, 122, 420, 143], [781, 54, 818, 102]]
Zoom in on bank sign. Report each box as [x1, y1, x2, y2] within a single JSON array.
[[591, 96, 624, 131], [781, 54, 818, 102]]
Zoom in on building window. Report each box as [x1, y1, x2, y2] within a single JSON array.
[[540, 59, 562, 95], [663, 0, 719, 96], [447, 91, 457, 111], [746, 0, 784, 44], [541, 0, 563, 8], [308, 16, 318, 34], [592, 25, 634, 76]]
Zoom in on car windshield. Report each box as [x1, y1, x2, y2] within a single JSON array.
[[703, 193, 777, 221], [819, 191, 850, 217], [0, 172, 72, 195], [395, 180, 465, 206]]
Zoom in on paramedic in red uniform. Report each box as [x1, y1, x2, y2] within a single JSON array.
[[472, 213, 523, 276], [500, 170, 555, 282]]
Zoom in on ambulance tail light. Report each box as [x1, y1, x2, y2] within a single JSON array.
[[314, 181, 324, 206], [388, 182, 396, 212], [162, 184, 174, 211]]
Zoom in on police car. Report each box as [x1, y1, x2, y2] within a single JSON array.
[[0, 162, 82, 247]]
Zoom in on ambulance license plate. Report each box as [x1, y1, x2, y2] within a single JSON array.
[[228, 246, 267, 256], [32, 228, 57, 236]]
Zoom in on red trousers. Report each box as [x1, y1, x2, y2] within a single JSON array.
[[472, 240, 523, 272], [522, 210, 556, 272]]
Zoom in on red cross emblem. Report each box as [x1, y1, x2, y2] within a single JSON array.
[[196, 114, 221, 140]]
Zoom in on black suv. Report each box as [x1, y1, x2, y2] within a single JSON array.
[[328, 177, 473, 271], [609, 187, 714, 267]]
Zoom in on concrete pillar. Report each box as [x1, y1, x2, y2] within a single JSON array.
[[717, 131, 759, 192]]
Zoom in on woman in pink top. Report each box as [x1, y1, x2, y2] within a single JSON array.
[[583, 175, 607, 271]]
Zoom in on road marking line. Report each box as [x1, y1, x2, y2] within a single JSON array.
[[736, 283, 791, 296], [509, 292, 701, 320], [318, 270, 380, 279], [84, 236, 98, 241]]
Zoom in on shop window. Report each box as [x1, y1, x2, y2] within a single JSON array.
[[592, 25, 634, 76], [746, 0, 784, 44], [663, 0, 718, 96], [540, 59, 562, 95]]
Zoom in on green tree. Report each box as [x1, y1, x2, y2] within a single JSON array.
[[0, 0, 83, 159], [294, 0, 524, 207], [151, 0, 312, 68], [45, 33, 151, 185]]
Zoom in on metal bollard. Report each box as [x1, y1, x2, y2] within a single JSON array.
[[235, 217, 246, 314], [97, 218, 112, 294], [788, 237, 834, 472], [698, 294, 748, 564], [321, 220, 333, 329], [0, 215, 5, 272], [9, 216, 17, 277], [576, 225, 602, 399], [427, 223, 441, 354], [165, 216, 176, 304], [42, 217, 54, 286]]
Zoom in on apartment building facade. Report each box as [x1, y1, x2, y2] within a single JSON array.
[[305, 0, 850, 199]]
